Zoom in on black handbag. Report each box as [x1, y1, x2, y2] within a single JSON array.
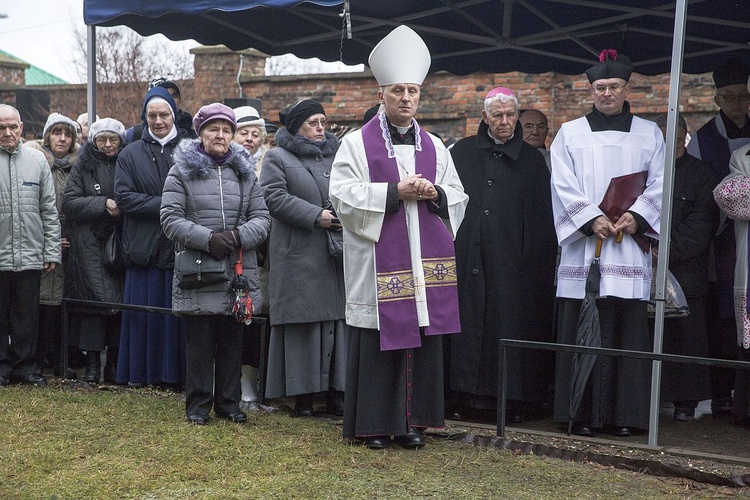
[[302, 163, 343, 261], [174, 250, 231, 289], [322, 200, 343, 259], [102, 227, 123, 273], [174, 174, 245, 289]]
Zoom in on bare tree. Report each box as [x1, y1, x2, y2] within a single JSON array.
[[266, 53, 362, 76], [72, 26, 194, 126]]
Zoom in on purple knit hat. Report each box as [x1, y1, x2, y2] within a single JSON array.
[[193, 103, 237, 134]]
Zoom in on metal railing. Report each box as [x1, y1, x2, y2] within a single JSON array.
[[497, 339, 750, 446], [59, 298, 271, 401]]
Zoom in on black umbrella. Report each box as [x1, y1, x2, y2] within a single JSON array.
[[568, 238, 603, 435]]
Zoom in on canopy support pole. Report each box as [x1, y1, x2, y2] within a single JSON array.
[[86, 25, 97, 128], [648, 0, 688, 448]]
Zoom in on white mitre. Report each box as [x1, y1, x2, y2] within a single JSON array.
[[368, 25, 431, 86]]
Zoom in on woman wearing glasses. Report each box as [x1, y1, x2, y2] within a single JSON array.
[[113, 87, 190, 389], [260, 99, 347, 417], [63, 118, 127, 384]]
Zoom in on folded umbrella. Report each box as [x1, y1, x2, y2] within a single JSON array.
[[568, 238, 603, 435], [231, 258, 253, 325]]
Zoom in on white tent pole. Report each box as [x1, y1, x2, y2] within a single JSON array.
[[86, 25, 96, 128], [648, 0, 688, 447]]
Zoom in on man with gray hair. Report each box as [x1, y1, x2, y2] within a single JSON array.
[[449, 87, 557, 423], [0, 104, 61, 386]]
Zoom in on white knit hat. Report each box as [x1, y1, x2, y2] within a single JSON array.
[[89, 118, 127, 143], [368, 25, 431, 87], [234, 106, 266, 132]]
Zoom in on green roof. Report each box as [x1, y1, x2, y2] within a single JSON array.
[[0, 50, 68, 86]]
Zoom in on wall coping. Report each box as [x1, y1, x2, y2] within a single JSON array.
[[190, 45, 268, 58]]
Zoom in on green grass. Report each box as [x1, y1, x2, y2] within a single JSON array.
[[0, 384, 741, 499]]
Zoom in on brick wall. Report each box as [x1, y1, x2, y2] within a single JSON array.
[[7, 46, 725, 142]]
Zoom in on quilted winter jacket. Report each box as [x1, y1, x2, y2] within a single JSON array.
[[0, 143, 61, 271], [62, 142, 124, 311], [160, 140, 270, 315]]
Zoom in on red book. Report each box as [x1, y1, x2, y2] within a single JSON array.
[[598, 170, 651, 253]]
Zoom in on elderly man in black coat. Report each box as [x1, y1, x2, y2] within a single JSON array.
[[449, 87, 558, 423]]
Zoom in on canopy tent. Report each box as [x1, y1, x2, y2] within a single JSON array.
[[83, 0, 750, 447], [83, 0, 749, 76]]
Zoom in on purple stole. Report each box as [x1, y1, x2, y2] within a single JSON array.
[[362, 112, 461, 351]]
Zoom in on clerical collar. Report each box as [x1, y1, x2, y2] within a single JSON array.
[[719, 110, 750, 139], [585, 101, 634, 132], [387, 119, 415, 145]]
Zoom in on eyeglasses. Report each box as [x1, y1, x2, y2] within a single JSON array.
[[304, 118, 327, 129], [717, 92, 750, 104], [146, 112, 173, 122], [522, 123, 548, 130], [591, 83, 628, 95], [95, 135, 121, 146]]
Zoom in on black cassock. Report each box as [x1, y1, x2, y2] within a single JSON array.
[[449, 120, 558, 405]]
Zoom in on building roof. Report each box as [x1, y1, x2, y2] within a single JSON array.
[[0, 50, 69, 86]]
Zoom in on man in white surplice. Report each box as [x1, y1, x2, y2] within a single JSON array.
[[330, 25, 467, 450], [550, 50, 664, 438]]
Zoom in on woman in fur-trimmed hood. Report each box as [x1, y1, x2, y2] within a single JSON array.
[[160, 103, 270, 425]]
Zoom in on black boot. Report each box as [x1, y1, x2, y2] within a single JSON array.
[[83, 351, 101, 384], [326, 389, 344, 416], [295, 393, 314, 417], [103, 346, 118, 384]]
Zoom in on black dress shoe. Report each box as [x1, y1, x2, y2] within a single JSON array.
[[54, 367, 79, 380], [363, 436, 390, 450], [326, 391, 345, 416], [11, 373, 47, 386], [608, 426, 632, 437], [187, 414, 209, 425], [570, 423, 596, 437], [393, 428, 425, 449], [673, 408, 695, 421], [506, 411, 525, 424], [216, 410, 247, 423], [295, 393, 315, 417], [446, 410, 463, 421]]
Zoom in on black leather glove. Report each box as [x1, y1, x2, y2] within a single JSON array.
[[207, 232, 234, 258], [217, 230, 241, 248]]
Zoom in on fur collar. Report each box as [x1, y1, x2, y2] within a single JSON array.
[[74, 142, 119, 174], [173, 139, 255, 180], [274, 127, 340, 157], [24, 139, 79, 169]]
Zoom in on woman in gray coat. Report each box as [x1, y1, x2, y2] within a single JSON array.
[[260, 99, 347, 416], [161, 103, 270, 425]]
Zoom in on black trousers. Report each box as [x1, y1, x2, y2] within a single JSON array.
[[0, 270, 41, 379], [185, 315, 242, 417]]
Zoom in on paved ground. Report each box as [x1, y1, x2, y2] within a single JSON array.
[[495, 399, 750, 463]]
